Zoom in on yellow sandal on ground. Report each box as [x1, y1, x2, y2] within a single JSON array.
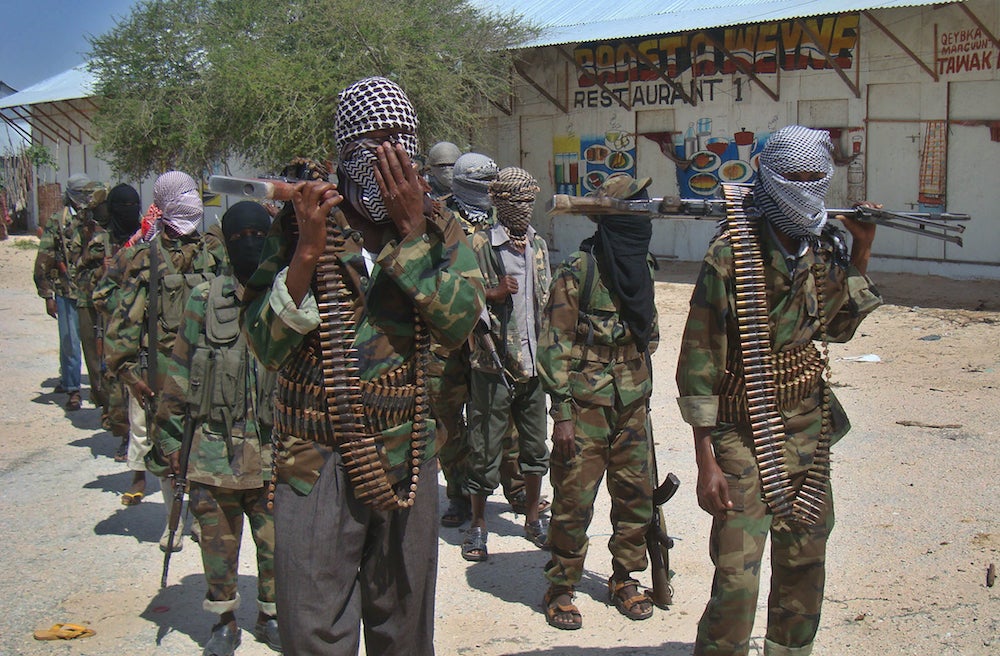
[[33, 623, 96, 640], [120, 491, 144, 506]]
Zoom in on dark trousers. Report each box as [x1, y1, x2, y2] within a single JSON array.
[[274, 454, 439, 656]]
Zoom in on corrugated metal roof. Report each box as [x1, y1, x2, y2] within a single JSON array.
[[473, 0, 965, 47], [0, 63, 94, 110]]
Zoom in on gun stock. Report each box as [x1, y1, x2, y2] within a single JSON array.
[[208, 175, 310, 202]]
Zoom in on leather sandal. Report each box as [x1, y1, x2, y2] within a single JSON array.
[[543, 585, 582, 630], [461, 526, 488, 562], [524, 519, 550, 550], [441, 497, 472, 528], [608, 576, 653, 621], [509, 490, 551, 515]]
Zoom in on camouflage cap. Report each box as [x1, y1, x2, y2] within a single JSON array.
[[588, 172, 652, 200]]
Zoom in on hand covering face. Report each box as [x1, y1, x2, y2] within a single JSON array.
[[335, 76, 419, 224]]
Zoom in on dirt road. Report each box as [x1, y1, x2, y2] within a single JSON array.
[[1, 236, 997, 655]]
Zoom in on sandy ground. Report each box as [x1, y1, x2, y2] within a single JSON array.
[[0, 235, 997, 656]]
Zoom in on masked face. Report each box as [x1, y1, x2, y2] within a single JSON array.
[[222, 201, 271, 284], [338, 132, 418, 224]]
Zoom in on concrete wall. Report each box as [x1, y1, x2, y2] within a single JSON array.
[[485, 0, 1000, 279]]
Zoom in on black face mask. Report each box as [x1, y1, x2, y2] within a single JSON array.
[[221, 201, 272, 284]]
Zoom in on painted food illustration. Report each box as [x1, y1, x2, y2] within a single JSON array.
[[689, 151, 720, 172], [605, 150, 633, 171], [718, 159, 753, 182], [585, 145, 611, 162], [584, 170, 608, 191], [689, 173, 720, 195]]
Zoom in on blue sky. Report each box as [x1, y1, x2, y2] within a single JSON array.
[[1, 0, 140, 91]]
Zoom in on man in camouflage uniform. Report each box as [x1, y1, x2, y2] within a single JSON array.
[[243, 76, 484, 656], [91, 184, 143, 458], [538, 173, 660, 629], [676, 126, 882, 656], [105, 171, 226, 533], [433, 152, 539, 528], [69, 178, 113, 413], [154, 201, 280, 656], [33, 173, 103, 411], [463, 166, 551, 561]]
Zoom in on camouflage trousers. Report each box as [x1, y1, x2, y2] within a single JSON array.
[[76, 305, 106, 407], [545, 396, 652, 588], [189, 483, 276, 616], [694, 419, 835, 656]]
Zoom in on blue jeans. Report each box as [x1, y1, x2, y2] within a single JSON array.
[[56, 295, 81, 392]]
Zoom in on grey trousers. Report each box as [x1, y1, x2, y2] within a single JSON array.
[[274, 453, 438, 656]]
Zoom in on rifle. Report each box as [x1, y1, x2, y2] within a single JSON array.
[[208, 175, 312, 202], [473, 320, 514, 393], [160, 409, 196, 587], [143, 242, 161, 437], [647, 440, 679, 608], [644, 351, 679, 609], [548, 192, 969, 246]]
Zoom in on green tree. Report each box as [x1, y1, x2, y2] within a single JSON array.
[[88, 0, 536, 179]]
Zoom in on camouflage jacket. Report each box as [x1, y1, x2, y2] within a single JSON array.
[[71, 220, 111, 309], [104, 231, 227, 390], [469, 223, 551, 381], [675, 222, 882, 431], [538, 249, 659, 423], [243, 206, 485, 496], [33, 207, 79, 299], [154, 275, 274, 489], [92, 242, 136, 322]]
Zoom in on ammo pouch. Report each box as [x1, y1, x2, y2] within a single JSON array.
[[189, 277, 248, 435]]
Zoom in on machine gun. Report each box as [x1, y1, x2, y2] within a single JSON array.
[[548, 192, 969, 246]]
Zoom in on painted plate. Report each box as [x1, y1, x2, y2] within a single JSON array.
[[750, 153, 761, 171], [688, 172, 720, 196], [583, 169, 608, 192], [689, 150, 721, 173], [584, 144, 611, 163], [605, 150, 633, 171], [718, 159, 754, 183]]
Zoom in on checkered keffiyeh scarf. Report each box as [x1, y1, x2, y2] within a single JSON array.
[[452, 153, 498, 227], [335, 77, 419, 224], [491, 167, 538, 251], [151, 171, 202, 238], [752, 125, 834, 240]]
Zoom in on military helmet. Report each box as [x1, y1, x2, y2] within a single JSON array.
[[427, 141, 461, 167]]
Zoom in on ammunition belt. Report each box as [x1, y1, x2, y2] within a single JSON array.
[[718, 342, 825, 423], [272, 218, 429, 512], [722, 183, 831, 526]]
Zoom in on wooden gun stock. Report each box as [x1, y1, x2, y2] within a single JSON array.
[[647, 472, 679, 609]]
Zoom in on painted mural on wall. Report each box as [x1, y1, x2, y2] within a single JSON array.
[[553, 133, 636, 196], [570, 14, 859, 108]]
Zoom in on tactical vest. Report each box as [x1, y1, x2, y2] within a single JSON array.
[[189, 276, 276, 438], [155, 240, 216, 336]]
